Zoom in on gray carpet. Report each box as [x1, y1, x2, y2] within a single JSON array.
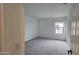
[[25, 37, 68, 55]]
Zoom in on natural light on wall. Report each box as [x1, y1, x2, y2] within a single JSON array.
[[55, 22, 64, 34]]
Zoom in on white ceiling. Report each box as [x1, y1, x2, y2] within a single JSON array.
[[24, 3, 73, 18]]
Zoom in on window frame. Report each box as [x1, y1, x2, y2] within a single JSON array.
[[55, 22, 64, 34]]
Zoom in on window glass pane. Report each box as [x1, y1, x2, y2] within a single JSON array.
[[55, 22, 64, 34], [59, 23, 64, 27], [56, 28, 63, 34], [55, 22, 64, 27]]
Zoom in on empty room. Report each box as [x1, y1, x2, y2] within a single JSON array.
[[24, 3, 72, 55], [1, 3, 79, 55]]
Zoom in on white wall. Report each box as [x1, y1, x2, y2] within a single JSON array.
[[25, 16, 38, 41], [25, 16, 68, 41], [65, 16, 71, 50], [38, 17, 67, 40], [66, 4, 74, 50]]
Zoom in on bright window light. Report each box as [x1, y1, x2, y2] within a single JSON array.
[[55, 22, 64, 34]]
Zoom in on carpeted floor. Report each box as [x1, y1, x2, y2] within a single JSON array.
[[25, 37, 68, 55]]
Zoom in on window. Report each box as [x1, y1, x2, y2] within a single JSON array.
[[55, 22, 64, 34]]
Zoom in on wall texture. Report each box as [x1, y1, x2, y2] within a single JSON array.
[[25, 16, 39, 41]]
